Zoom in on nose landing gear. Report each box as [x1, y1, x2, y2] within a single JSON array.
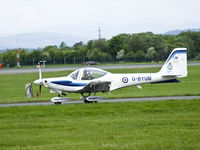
[[51, 94, 69, 105]]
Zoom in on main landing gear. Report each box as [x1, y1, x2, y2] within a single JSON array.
[[51, 94, 69, 105], [81, 93, 104, 103], [51, 93, 104, 105]]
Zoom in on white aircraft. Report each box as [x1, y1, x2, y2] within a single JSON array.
[[33, 48, 187, 104]]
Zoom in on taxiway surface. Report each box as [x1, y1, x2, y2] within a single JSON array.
[[0, 62, 199, 74], [0, 96, 199, 107]]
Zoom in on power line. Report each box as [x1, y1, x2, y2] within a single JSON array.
[[98, 27, 101, 39]]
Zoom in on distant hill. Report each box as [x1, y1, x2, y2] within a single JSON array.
[[0, 32, 91, 50], [1, 29, 200, 50], [164, 28, 200, 35]]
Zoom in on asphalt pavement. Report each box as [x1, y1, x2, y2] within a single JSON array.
[[0, 62, 199, 74], [0, 96, 199, 107]]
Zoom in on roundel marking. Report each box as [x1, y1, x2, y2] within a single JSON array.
[[167, 63, 173, 70], [122, 77, 128, 83]]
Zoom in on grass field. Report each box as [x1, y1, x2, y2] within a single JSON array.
[[0, 64, 199, 149], [0, 100, 199, 149], [0, 65, 199, 103]]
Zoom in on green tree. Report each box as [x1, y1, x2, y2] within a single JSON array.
[[127, 35, 144, 53], [78, 46, 88, 63], [49, 49, 57, 64], [145, 47, 156, 61], [86, 40, 93, 50], [178, 31, 200, 59], [125, 51, 135, 61], [2, 50, 16, 67], [20, 49, 29, 66], [108, 35, 123, 60], [43, 45, 58, 64], [0, 53, 2, 63], [99, 51, 112, 62], [134, 50, 145, 62], [60, 46, 70, 51], [87, 49, 99, 61], [28, 50, 43, 65], [59, 42, 67, 48], [64, 50, 78, 64], [93, 39, 108, 52], [73, 41, 83, 50], [43, 45, 58, 52], [55, 51, 64, 64], [116, 49, 125, 60], [42, 51, 51, 63], [87, 49, 111, 62]]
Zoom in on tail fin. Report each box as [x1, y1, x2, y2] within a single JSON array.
[[159, 48, 187, 78]]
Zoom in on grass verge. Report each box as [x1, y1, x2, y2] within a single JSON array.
[[0, 99, 199, 149]]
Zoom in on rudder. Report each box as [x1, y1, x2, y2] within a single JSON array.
[[159, 48, 187, 78]]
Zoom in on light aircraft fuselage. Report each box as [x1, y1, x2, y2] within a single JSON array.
[[33, 48, 187, 104]]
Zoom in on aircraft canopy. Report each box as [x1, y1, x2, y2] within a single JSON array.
[[70, 68, 108, 80]]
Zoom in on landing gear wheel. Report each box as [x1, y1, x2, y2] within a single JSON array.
[[81, 93, 101, 104], [84, 100, 92, 103], [54, 102, 62, 105], [81, 93, 90, 104], [83, 100, 97, 103]]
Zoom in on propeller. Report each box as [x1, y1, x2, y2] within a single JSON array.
[[33, 62, 43, 97], [39, 84, 42, 96]]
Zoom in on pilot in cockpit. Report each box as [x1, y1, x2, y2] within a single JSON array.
[[82, 70, 94, 80]]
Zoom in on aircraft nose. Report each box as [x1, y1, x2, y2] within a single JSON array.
[[33, 79, 43, 85]]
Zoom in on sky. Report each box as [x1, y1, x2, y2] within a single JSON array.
[[0, 0, 200, 39]]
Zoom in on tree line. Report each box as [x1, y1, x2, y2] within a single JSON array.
[[0, 31, 200, 67]]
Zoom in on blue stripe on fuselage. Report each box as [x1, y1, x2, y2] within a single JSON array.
[[166, 50, 186, 63], [51, 80, 87, 86]]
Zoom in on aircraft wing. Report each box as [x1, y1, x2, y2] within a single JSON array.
[[77, 81, 111, 93]]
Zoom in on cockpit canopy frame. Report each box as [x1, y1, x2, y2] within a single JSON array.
[[70, 68, 108, 81]]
